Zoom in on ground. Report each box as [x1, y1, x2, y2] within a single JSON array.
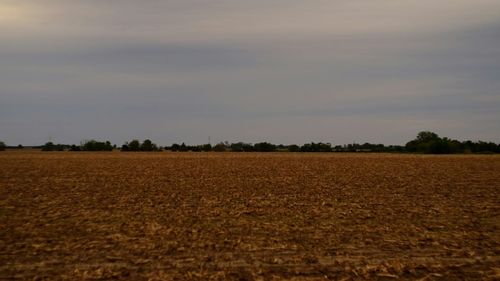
[[1, 151, 499, 280]]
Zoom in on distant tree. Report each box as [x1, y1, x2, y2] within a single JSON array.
[[82, 140, 92, 151], [230, 142, 243, 152], [473, 141, 498, 153], [431, 138, 451, 154], [41, 142, 67, 151], [179, 142, 188, 152], [41, 142, 56, 151], [17, 144, 23, 149], [253, 142, 276, 152], [170, 143, 181, 151], [30, 132, 498, 154], [387, 145, 405, 152], [105, 141, 113, 151], [0, 141, 6, 151], [81, 140, 113, 151], [121, 143, 129, 151], [69, 144, 81, 151], [405, 131, 456, 154], [300, 142, 331, 152], [121, 139, 158, 152], [213, 142, 227, 152], [416, 131, 440, 142], [201, 143, 212, 152], [333, 145, 343, 151], [140, 139, 158, 151], [128, 139, 141, 151], [230, 142, 253, 152]]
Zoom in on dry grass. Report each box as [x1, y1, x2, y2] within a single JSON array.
[[1, 151, 499, 280]]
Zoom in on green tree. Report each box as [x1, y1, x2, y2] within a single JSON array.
[[41, 142, 55, 151], [230, 142, 253, 152], [70, 145, 81, 151], [140, 139, 158, 151], [416, 131, 440, 142], [82, 140, 113, 151], [0, 141, 6, 151], [179, 142, 188, 152], [121, 143, 129, 151], [128, 139, 140, 151], [201, 143, 212, 151], [254, 142, 276, 152], [405, 131, 455, 154], [213, 142, 227, 152]]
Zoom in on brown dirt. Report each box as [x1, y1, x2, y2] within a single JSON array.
[[1, 151, 499, 280]]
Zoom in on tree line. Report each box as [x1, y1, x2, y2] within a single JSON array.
[[36, 139, 158, 152], [1, 131, 499, 153], [40, 140, 115, 151], [164, 141, 406, 153], [405, 131, 499, 154]]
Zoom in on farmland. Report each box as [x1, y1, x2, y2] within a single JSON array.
[[1, 151, 499, 280]]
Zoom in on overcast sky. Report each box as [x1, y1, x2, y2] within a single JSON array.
[[1, 0, 499, 146]]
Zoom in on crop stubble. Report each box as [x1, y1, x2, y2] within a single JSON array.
[[1, 151, 499, 280]]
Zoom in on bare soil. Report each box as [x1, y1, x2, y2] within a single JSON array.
[[1, 151, 499, 280]]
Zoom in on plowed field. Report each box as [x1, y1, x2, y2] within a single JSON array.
[[1, 151, 499, 280]]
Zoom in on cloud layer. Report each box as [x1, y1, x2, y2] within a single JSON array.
[[1, 0, 499, 145]]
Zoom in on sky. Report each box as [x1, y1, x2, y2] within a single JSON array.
[[1, 0, 499, 146]]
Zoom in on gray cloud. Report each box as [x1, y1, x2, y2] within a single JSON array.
[[1, 0, 499, 145]]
